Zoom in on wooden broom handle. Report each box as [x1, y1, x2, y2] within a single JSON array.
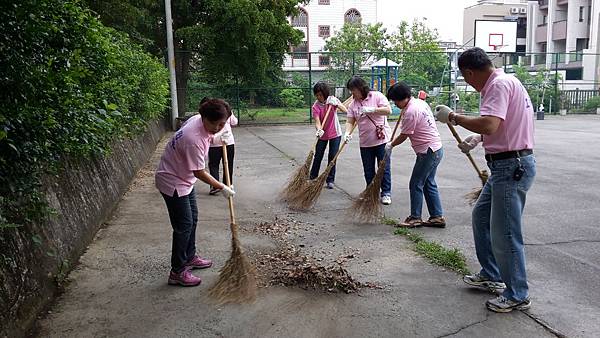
[[327, 123, 357, 165], [447, 123, 486, 180], [311, 104, 334, 150], [222, 143, 236, 224]]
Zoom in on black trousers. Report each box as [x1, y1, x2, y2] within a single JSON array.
[[208, 144, 235, 187]]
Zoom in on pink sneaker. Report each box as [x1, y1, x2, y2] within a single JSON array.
[[168, 269, 202, 286], [185, 255, 213, 269]]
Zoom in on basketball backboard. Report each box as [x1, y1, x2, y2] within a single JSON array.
[[474, 20, 517, 53]]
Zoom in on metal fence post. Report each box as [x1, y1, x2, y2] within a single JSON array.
[[385, 51, 389, 94], [352, 52, 356, 76], [308, 52, 312, 123], [235, 76, 240, 122], [554, 53, 559, 114]]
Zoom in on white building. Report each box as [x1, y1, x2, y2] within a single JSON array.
[[284, 0, 378, 70], [525, 0, 600, 89]]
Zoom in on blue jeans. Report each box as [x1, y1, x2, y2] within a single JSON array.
[[310, 136, 341, 184], [359, 143, 391, 196], [161, 187, 198, 273], [410, 147, 444, 218], [472, 155, 536, 302]]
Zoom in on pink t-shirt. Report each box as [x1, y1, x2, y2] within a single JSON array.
[[312, 101, 341, 140], [155, 115, 212, 197], [211, 114, 238, 147], [480, 69, 535, 154], [347, 91, 392, 147], [400, 97, 442, 154]]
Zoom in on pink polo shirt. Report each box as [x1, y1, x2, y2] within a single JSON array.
[[347, 91, 392, 147], [480, 69, 535, 154], [312, 101, 341, 140], [155, 115, 212, 197], [211, 114, 238, 147], [400, 97, 442, 154]]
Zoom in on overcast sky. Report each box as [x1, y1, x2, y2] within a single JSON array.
[[377, 0, 479, 44]]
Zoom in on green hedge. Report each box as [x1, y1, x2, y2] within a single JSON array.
[[0, 0, 169, 229]]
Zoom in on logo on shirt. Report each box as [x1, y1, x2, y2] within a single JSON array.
[[170, 130, 184, 150]]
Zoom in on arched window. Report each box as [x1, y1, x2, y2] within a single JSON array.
[[291, 8, 308, 27], [344, 8, 361, 24]]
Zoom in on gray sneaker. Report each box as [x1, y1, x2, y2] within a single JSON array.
[[486, 295, 531, 313], [463, 272, 506, 290]]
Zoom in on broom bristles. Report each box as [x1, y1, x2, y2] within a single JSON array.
[[281, 150, 313, 202], [350, 158, 386, 222], [286, 165, 330, 210], [208, 223, 257, 304], [465, 170, 489, 205]]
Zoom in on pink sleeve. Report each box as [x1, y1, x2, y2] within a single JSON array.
[[375, 92, 389, 107], [183, 144, 206, 171], [229, 114, 238, 126], [312, 105, 320, 120], [400, 111, 416, 135], [480, 83, 509, 120], [347, 102, 358, 119]]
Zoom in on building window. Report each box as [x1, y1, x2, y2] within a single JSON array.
[[344, 8, 362, 24], [318, 25, 330, 37], [542, 15, 547, 25], [579, 6, 584, 22], [291, 41, 308, 59], [291, 8, 308, 27], [319, 55, 330, 66], [319, 0, 330, 5], [565, 68, 583, 80]]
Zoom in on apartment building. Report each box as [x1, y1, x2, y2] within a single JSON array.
[[284, 0, 378, 70], [526, 0, 599, 89]]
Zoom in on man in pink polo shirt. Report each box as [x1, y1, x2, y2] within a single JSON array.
[[386, 82, 446, 228], [344, 76, 392, 205], [435, 47, 536, 313], [155, 98, 235, 287]]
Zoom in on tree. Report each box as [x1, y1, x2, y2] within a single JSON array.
[[85, 0, 304, 114], [513, 65, 560, 112]]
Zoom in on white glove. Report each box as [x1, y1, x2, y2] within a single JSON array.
[[326, 96, 341, 106], [434, 105, 453, 123], [343, 132, 352, 143], [220, 130, 231, 143], [385, 143, 393, 155], [458, 134, 482, 153], [220, 185, 235, 199], [360, 106, 376, 116], [315, 129, 325, 138]]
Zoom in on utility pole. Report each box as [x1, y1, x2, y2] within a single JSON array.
[[165, 0, 178, 130]]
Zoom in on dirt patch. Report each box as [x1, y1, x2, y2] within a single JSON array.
[[247, 217, 380, 294]]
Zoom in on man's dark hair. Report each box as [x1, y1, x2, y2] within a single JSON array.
[[387, 82, 412, 101], [458, 47, 493, 71], [346, 76, 370, 99], [313, 81, 331, 98], [199, 98, 231, 122]]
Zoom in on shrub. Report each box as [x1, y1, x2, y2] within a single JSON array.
[[0, 0, 169, 229], [279, 88, 305, 110], [584, 96, 600, 111]]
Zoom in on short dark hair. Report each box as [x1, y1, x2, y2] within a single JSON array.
[[198, 96, 210, 111], [387, 82, 412, 101], [346, 76, 370, 99], [313, 81, 331, 98], [199, 98, 231, 122], [458, 47, 493, 71]]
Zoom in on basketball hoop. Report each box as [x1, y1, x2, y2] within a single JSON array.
[[489, 33, 504, 52]]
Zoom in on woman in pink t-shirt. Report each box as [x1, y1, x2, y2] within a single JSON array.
[[309, 82, 347, 189], [155, 99, 235, 287], [208, 100, 238, 195], [343, 76, 393, 205]]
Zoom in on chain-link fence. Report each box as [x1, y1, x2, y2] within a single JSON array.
[[180, 50, 600, 125]]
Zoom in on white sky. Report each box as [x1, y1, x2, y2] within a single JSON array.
[[377, 0, 479, 44]]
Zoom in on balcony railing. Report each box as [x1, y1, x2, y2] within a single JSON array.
[[569, 50, 584, 62], [534, 54, 547, 65]]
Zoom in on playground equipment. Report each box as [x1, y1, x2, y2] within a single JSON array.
[[370, 58, 400, 115]]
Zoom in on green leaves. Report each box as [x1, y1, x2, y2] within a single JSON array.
[[0, 0, 169, 229]]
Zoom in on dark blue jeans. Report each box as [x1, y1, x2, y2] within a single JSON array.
[[410, 147, 444, 218], [360, 143, 391, 196], [310, 136, 341, 184], [161, 187, 198, 273]]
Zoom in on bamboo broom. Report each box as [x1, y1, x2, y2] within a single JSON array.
[[446, 124, 489, 205], [208, 143, 257, 304], [287, 123, 357, 210]]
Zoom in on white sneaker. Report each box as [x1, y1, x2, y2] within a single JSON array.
[[381, 195, 391, 205]]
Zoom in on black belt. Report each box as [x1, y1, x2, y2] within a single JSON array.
[[485, 149, 533, 162]]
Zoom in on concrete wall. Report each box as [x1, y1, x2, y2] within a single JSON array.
[[0, 117, 169, 338]]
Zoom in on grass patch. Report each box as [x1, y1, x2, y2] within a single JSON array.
[[380, 216, 399, 226], [393, 228, 470, 275]]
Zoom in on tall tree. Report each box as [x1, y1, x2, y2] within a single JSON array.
[[86, 0, 304, 113]]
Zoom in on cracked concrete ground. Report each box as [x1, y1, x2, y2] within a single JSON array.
[[35, 115, 598, 337]]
